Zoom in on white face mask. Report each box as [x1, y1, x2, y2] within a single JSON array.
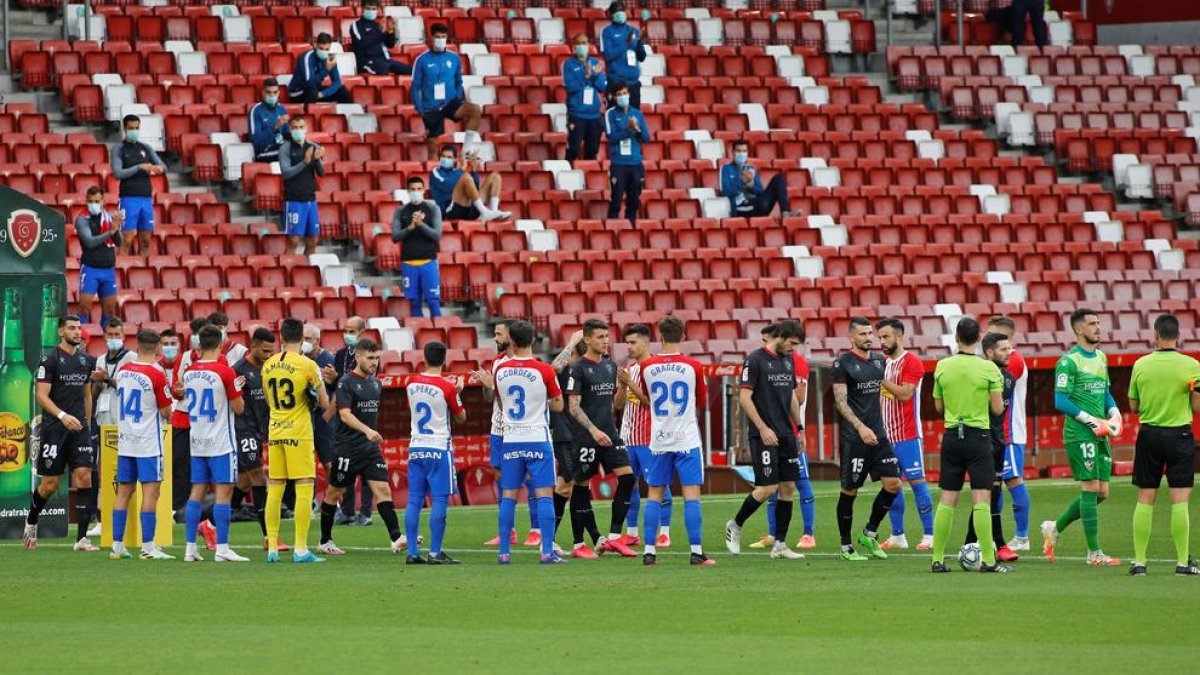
[[433, 37, 447, 51], [87, 202, 103, 216], [191, 335, 201, 349], [408, 190, 424, 204], [301, 341, 314, 355], [106, 338, 123, 352]]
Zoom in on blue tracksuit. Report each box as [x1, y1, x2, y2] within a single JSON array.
[[720, 161, 790, 216], [248, 101, 287, 161], [563, 56, 606, 120], [429, 167, 480, 214], [604, 106, 650, 166], [350, 17, 411, 75], [411, 49, 464, 114], [601, 23, 646, 88]]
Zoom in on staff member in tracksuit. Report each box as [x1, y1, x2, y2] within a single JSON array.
[[279, 117, 325, 256], [351, 0, 411, 75], [248, 79, 287, 162], [605, 83, 650, 225], [392, 176, 444, 319], [76, 186, 122, 327], [601, 1, 646, 109], [412, 23, 483, 160], [288, 33, 351, 104], [563, 33, 607, 164], [110, 114, 166, 259]]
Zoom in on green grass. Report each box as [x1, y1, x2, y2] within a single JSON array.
[[5, 479, 1200, 673]]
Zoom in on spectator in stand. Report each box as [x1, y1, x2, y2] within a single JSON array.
[[279, 117, 325, 255], [287, 33, 351, 105], [351, 0, 411, 76], [1005, 0, 1047, 51], [248, 79, 288, 163], [430, 145, 512, 223], [720, 140, 800, 218], [110, 114, 165, 259], [76, 186, 123, 328], [303, 323, 340, 481], [412, 23, 483, 160], [601, 1, 646, 109], [605, 83, 650, 225], [393, 176, 445, 319], [563, 33, 607, 164]]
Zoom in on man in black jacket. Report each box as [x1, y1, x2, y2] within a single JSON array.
[[76, 186, 123, 327]]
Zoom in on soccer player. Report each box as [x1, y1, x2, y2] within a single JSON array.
[[617, 324, 673, 548], [279, 116, 325, 255], [110, 329, 173, 560], [929, 318, 1011, 574], [564, 319, 638, 558], [876, 318, 934, 551], [208, 312, 249, 365], [961, 333, 1018, 562], [262, 317, 335, 563], [25, 315, 95, 551], [1127, 314, 1200, 576], [319, 339, 411, 558], [1041, 309, 1123, 567], [232, 327, 280, 550], [639, 316, 715, 567], [111, 114, 166, 258], [402, 341, 467, 565], [724, 319, 806, 561], [831, 318, 902, 561], [986, 316, 1033, 552], [494, 320, 566, 564], [182, 325, 249, 563], [551, 342, 584, 551]]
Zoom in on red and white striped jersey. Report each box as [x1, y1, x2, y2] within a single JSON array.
[[881, 351, 923, 443], [793, 352, 810, 419], [407, 373, 465, 450], [639, 353, 707, 454], [115, 362, 171, 458], [620, 361, 652, 446], [495, 357, 561, 444], [183, 360, 242, 457], [489, 353, 513, 436], [1006, 350, 1028, 444]]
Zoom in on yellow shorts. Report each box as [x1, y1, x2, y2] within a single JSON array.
[[267, 439, 316, 480]]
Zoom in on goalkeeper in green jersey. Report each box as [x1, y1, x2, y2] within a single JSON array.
[[1041, 309, 1123, 567]]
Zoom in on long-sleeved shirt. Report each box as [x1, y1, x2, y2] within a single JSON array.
[[350, 17, 399, 75], [110, 141, 165, 197], [392, 200, 443, 261], [604, 106, 651, 166], [428, 166, 479, 213], [278, 139, 325, 202], [563, 56, 607, 120], [601, 23, 646, 87], [75, 212, 121, 268], [720, 161, 765, 211], [288, 49, 343, 101], [411, 49, 464, 114], [248, 101, 287, 160]]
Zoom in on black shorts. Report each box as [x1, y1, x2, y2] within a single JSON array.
[[329, 447, 389, 489], [990, 440, 1005, 476], [751, 432, 800, 487], [421, 97, 465, 139], [1133, 425, 1195, 489], [314, 432, 336, 466], [570, 440, 630, 484], [839, 435, 901, 489], [37, 424, 95, 476], [444, 203, 480, 221], [939, 427, 995, 492], [554, 441, 576, 481], [236, 435, 264, 471]]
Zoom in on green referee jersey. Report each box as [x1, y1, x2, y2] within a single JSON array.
[[1128, 349, 1200, 427], [1055, 345, 1110, 442], [932, 353, 1003, 430]]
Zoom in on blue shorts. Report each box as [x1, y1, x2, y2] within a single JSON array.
[[628, 445, 652, 481], [489, 434, 504, 469], [284, 200, 319, 238], [116, 455, 163, 483], [1001, 443, 1025, 481], [408, 446, 457, 498], [892, 438, 926, 481], [499, 441, 554, 491], [401, 260, 441, 302], [796, 449, 810, 481], [118, 196, 154, 232], [647, 448, 704, 487], [79, 264, 118, 299], [191, 453, 237, 485]]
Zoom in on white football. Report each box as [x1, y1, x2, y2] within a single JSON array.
[[958, 543, 983, 572]]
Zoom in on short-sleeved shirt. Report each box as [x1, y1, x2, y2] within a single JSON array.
[[639, 353, 707, 453], [262, 351, 324, 442], [490, 353, 513, 436], [740, 347, 796, 439], [406, 373, 464, 450], [1128, 349, 1200, 427], [335, 371, 384, 455], [620, 361, 652, 446], [36, 347, 94, 429], [1006, 350, 1029, 444], [232, 357, 268, 442], [881, 351, 924, 443], [990, 368, 1016, 451], [114, 361, 171, 457], [495, 357, 562, 445], [183, 360, 242, 457], [831, 351, 888, 442], [932, 353, 1003, 431], [1055, 346, 1111, 442], [566, 355, 619, 440]]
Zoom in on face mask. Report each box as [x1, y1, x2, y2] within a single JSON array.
[[575, 44, 589, 59], [616, 95, 630, 109], [612, 11, 627, 24], [408, 190, 424, 204], [191, 335, 200, 349], [433, 37, 447, 51], [124, 129, 139, 143], [162, 345, 179, 361], [87, 202, 102, 216], [301, 341, 314, 355], [439, 157, 455, 170], [264, 94, 278, 106], [106, 338, 123, 352], [291, 129, 306, 144], [734, 152, 748, 165], [315, 48, 330, 61], [363, 9, 377, 21], [344, 333, 359, 348]]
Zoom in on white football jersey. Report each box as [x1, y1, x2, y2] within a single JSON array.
[[407, 373, 464, 450], [183, 360, 241, 457], [115, 362, 171, 458], [639, 353, 707, 454], [489, 353, 513, 436], [495, 357, 561, 444]]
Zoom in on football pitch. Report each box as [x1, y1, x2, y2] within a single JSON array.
[[5, 479, 1199, 673]]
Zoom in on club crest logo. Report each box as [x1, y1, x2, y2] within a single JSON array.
[[7, 209, 40, 258]]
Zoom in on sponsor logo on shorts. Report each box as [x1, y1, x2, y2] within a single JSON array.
[[272, 439, 302, 447]]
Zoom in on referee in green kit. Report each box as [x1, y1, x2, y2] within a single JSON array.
[[929, 318, 1011, 574], [1127, 314, 1200, 577]]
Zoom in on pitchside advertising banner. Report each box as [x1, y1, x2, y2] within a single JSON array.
[[0, 186, 69, 539]]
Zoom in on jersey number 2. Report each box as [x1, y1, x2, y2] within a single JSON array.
[[414, 402, 433, 435]]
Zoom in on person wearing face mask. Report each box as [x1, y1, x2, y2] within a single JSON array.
[[249, 79, 288, 162], [720, 139, 799, 218], [392, 177, 445, 318], [304, 324, 339, 478], [412, 23, 484, 160], [430, 145, 511, 223], [330, 316, 374, 526], [287, 33, 351, 105], [604, 82, 651, 225], [110, 114, 165, 259], [90, 318, 136, 433], [563, 34, 607, 164], [601, 1, 646, 109], [279, 117, 325, 255], [351, 0, 411, 76], [75, 186, 123, 328]]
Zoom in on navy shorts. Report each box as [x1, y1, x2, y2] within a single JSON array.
[[421, 98, 465, 139]]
